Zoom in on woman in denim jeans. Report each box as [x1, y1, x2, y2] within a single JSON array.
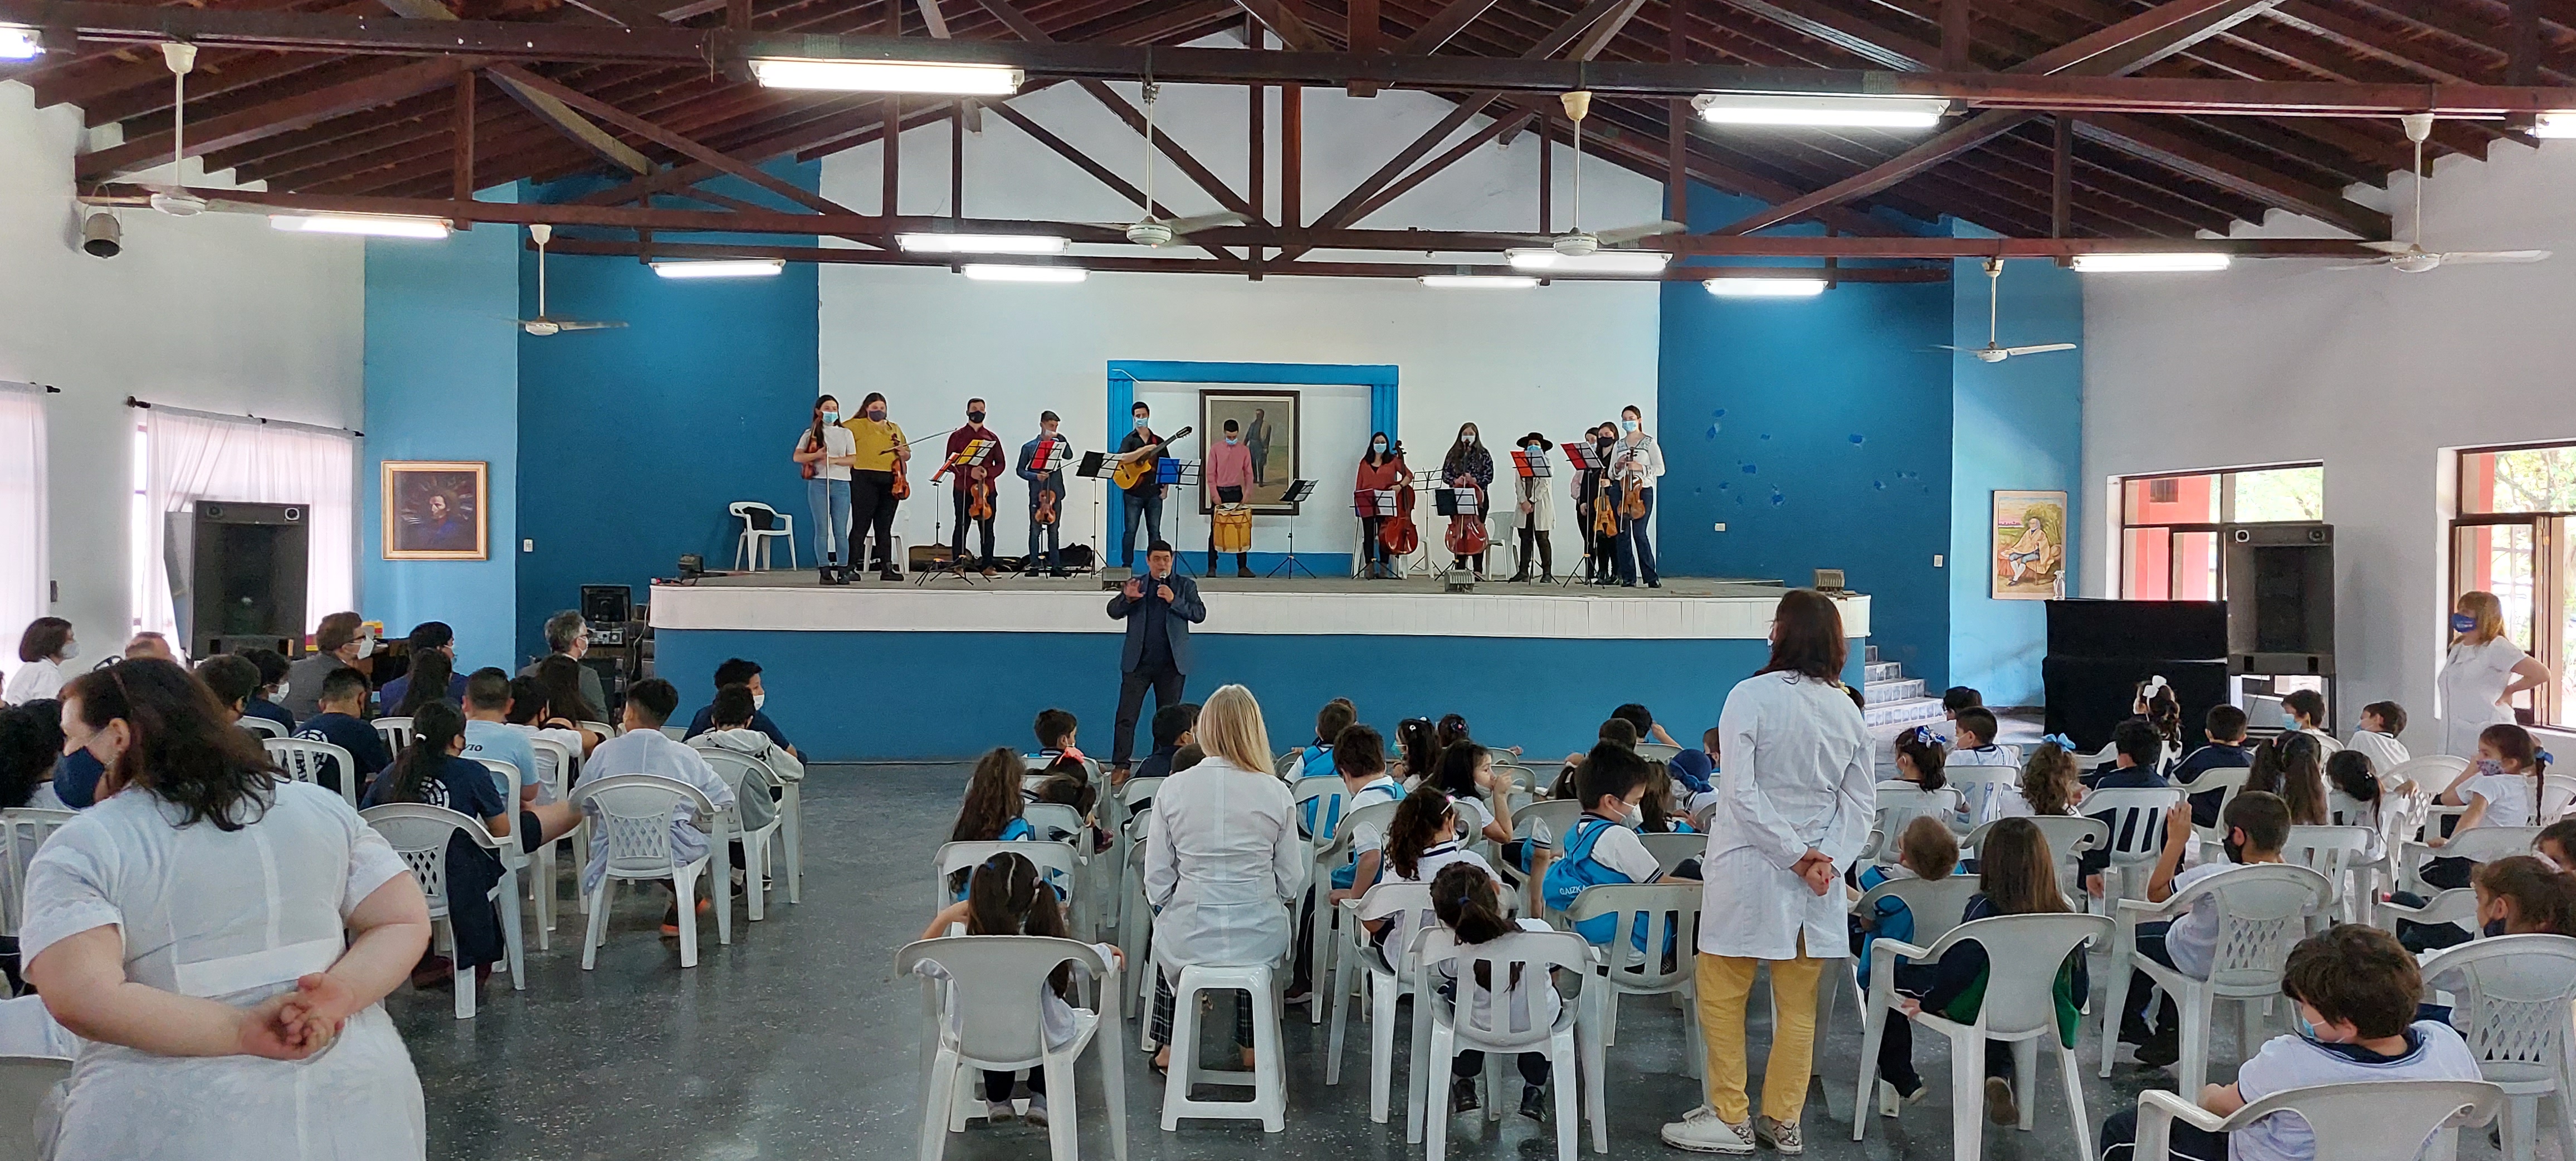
[[793, 394, 855, 570]]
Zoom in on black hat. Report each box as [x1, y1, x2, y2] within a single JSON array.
[[1518, 432, 1554, 451]]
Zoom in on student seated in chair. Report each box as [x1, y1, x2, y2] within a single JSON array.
[[680, 657, 797, 757], [2348, 701, 2413, 792], [1540, 743, 1667, 946], [2115, 791, 2291, 1070], [694, 682, 798, 839], [1948, 707, 2019, 770], [193, 655, 262, 731], [2169, 705, 2253, 827], [582, 677, 738, 936], [1030, 706, 1085, 770], [234, 647, 298, 733], [291, 667, 392, 798], [1285, 697, 1358, 783], [2079, 718, 2175, 892], [2098, 924, 2480, 1161]]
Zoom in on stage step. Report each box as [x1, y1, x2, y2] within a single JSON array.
[[1866, 643, 1881, 665], [1863, 696, 1947, 730], [1865, 677, 1926, 704], [1864, 661, 1902, 685]]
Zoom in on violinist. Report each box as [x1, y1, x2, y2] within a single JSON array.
[[1575, 423, 1618, 586], [842, 392, 909, 582], [941, 397, 1002, 577], [1355, 431, 1409, 580], [1612, 403, 1666, 589], [1441, 423, 1494, 577], [1017, 410, 1071, 577], [1205, 418, 1255, 577]]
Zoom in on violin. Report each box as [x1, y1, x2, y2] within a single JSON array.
[[889, 425, 913, 501], [968, 469, 994, 521], [1616, 443, 1647, 519], [1592, 460, 1620, 540]]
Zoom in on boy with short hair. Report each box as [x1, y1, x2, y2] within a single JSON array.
[[1326, 725, 1405, 899], [1031, 707, 1084, 768], [235, 647, 297, 732], [1540, 743, 1665, 948], [682, 657, 797, 754], [2118, 791, 2292, 1068], [1947, 707, 2019, 769], [1285, 697, 1358, 781], [459, 667, 545, 807], [2170, 705, 2252, 826], [2280, 689, 2333, 748], [692, 682, 801, 834], [193, 655, 262, 727], [582, 678, 739, 935], [291, 667, 393, 798], [1131, 703, 1194, 786], [2099, 924, 2480, 1161], [2349, 701, 2411, 789]]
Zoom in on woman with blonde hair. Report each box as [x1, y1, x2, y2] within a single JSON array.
[[1140, 684, 1306, 1072], [2441, 591, 2553, 758]]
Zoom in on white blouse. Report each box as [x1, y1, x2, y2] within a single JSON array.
[[1698, 671, 1876, 960], [2, 656, 65, 705], [1143, 756, 1309, 970], [2440, 637, 2529, 758]]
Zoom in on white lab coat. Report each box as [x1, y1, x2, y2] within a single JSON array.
[[19, 781, 427, 1159], [1698, 671, 1875, 960], [2440, 637, 2529, 758], [1142, 755, 1307, 972], [2, 657, 66, 706]]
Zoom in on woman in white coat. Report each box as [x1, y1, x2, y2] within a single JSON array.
[[1663, 590, 1875, 1156], [1141, 683, 1307, 1072], [26, 660, 435, 1159], [2440, 591, 2553, 758]]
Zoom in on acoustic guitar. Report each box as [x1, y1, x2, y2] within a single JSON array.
[[1109, 426, 1193, 490]]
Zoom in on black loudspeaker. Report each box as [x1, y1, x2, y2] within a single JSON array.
[[2043, 658, 2231, 754], [189, 502, 309, 663], [2046, 599, 2228, 660], [2223, 523, 2335, 675], [580, 584, 633, 628]]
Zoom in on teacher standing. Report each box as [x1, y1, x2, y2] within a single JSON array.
[[1108, 542, 1206, 778], [2440, 590, 2553, 758], [1663, 589, 1873, 1156]]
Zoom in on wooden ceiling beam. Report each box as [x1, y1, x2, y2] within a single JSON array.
[[1392, 0, 1503, 52], [74, 55, 475, 179], [2076, 112, 2390, 233], [482, 61, 858, 213]]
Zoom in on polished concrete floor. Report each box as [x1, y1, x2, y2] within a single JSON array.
[[388, 763, 2507, 1161]]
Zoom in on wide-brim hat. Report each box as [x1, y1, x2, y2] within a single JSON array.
[[1518, 432, 1554, 450]]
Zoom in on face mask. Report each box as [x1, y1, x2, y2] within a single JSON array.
[[1373, 440, 1388, 452], [2452, 612, 2479, 633], [55, 748, 105, 799], [2477, 758, 2505, 778], [1622, 418, 1640, 432], [1225, 436, 1238, 445], [352, 636, 375, 659], [2222, 834, 2247, 864], [1134, 417, 1150, 431], [1624, 804, 1645, 828], [2294, 1012, 2320, 1042], [753, 692, 767, 711], [1597, 435, 1616, 451], [821, 410, 839, 423], [1460, 431, 1478, 445], [2282, 710, 2301, 729], [58, 641, 77, 662], [968, 410, 985, 423], [868, 408, 886, 422]]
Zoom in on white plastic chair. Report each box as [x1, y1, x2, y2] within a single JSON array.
[[1865, 784, 1967, 861], [1634, 742, 1680, 765], [1636, 831, 1705, 877], [2378, 887, 2483, 942], [372, 715, 414, 755], [2282, 825, 2378, 923], [522, 735, 578, 944], [2104, 862, 2332, 1092], [2543, 772, 2576, 823], [1309, 798, 1401, 1023], [2177, 766, 2253, 846], [1566, 881, 1701, 1144], [1827, 871, 1986, 1105], [2401, 826, 2543, 896], [2419, 934, 2576, 1161], [895, 935, 1129, 1161], [1155, 932, 1290, 1131], [264, 736, 359, 808], [729, 500, 796, 571], [1945, 768, 2020, 827], [1963, 815, 2107, 903], [361, 803, 524, 1019], [238, 715, 286, 739], [1115, 778, 1164, 983], [697, 748, 788, 923], [1856, 912, 2113, 1161], [1412, 926, 1593, 1161], [1021, 801, 1095, 938], [0, 1056, 71, 1161], [578, 719, 620, 740], [2082, 787, 2187, 909], [0, 809, 72, 938], [1324, 882, 1436, 1126], [572, 774, 729, 970], [2131, 1079, 2502, 1161], [471, 757, 540, 967]]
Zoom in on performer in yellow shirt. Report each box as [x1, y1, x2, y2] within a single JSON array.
[[842, 391, 911, 580]]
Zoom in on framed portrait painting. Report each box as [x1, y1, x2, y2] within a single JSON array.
[[1992, 489, 2068, 599], [1198, 389, 1302, 514], [382, 461, 489, 560]]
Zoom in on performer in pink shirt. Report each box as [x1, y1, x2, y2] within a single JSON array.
[[1205, 419, 1257, 577]]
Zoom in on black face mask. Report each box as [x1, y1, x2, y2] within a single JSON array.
[[868, 409, 886, 421], [2221, 833, 2246, 864], [968, 411, 985, 423]]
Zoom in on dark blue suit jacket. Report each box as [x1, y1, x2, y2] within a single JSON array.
[[1109, 573, 1206, 674]]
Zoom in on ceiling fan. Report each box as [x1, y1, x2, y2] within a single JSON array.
[[518, 225, 625, 336], [1546, 90, 1683, 256], [2336, 114, 2549, 273], [144, 43, 208, 217], [1940, 258, 2077, 363], [1116, 82, 1247, 247]]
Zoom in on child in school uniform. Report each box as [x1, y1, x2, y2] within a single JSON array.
[[945, 747, 1036, 898], [1947, 707, 2021, 771], [1285, 698, 1358, 782], [916, 851, 1123, 1127], [1540, 744, 1666, 950], [2348, 701, 2413, 791], [1852, 816, 1960, 987], [2324, 750, 2392, 864], [1292, 725, 1400, 1004], [1365, 784, 1503, 953], [2168, 706, 2251, 824], [2423, 723, 2546, 889], [2539, 819, 2576, 871], [1982, 740, 2082, 825], [2280, 689, 2340, 755], [693, 682, 798, 836], [1883, 728, 1964, 832], [1030, 707, 1086, 770], [575, 677, 737, 936], [1431, 862, 1563, 1122], [2118, 791, 2294, 1069], [2099, 924, 2482, 1161]]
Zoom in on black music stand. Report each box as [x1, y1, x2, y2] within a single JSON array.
[[1264, 479, 1320, 579], [1353, 487, 1398, 579], [918, 440, 999, 587], [1077, 450, 1114, 583], [1560, 441, 1604, 588], [1023, 436, 1071, 580], [1158, 458, 1203, 575]]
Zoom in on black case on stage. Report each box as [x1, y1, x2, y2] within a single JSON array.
[[2042, 599, 2228, 753]]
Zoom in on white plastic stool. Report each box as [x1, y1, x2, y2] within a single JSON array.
[[1160, 960, 1286, 1131]]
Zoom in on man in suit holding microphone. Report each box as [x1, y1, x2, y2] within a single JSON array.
[[1109, 540, 1206, 780]]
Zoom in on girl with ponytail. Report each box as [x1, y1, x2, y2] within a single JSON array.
[[362, 700, 515, 986], [1367, 785, 1506, 953], [1430, 862, 1560, 1120], [918, 851, 1123, 1126]]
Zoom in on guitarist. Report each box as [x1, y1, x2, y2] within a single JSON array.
[[940, 397, 1002, 575], [1016, 410, 1071, 577], [1114, 401, 1175, 571], [841, 391, 910, 581]]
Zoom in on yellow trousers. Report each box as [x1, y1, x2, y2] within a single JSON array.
[[1694, 935, 1827, 1125]]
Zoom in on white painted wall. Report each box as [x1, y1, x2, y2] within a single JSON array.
[[0, 82, 365, 656], [817, 43, 1666, 562], [2082, 137, 2576, 743]]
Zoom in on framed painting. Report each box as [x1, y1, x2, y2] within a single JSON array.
[[1992, 489, 2068, 599], [383, 461, 489, 560], [1198, 389, 1302, 514]]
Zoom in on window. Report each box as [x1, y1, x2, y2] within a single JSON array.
[[133, 406, 355, 656], [0, 384, 45, 679], [2117, 464, 2324, 601], [2452, 442, 2576, 728]]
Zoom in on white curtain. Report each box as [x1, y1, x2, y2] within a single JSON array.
[[0, 384, 45, 687], [137, 407, 356, 653]]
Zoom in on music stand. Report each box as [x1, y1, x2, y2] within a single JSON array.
[[1433, 487, 1482, 517], [1511, 449, 1553, 480], [1351, 489, 1396, 579], [1157, 459, 1204, 574], [918, 439, 1002, 587], [1561, 441, 1604, 588], [1023, 436, 1070, 581], [1265, 480, 1320, 579], [1077, 450, 1114, 583]]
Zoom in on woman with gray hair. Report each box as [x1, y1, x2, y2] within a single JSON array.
[[519, 609, 606, 713]]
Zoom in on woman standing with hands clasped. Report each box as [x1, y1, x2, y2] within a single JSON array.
[[1663, 589, 1875, 1157]]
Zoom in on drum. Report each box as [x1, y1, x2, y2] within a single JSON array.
[[1213, 504, 1252, 553]]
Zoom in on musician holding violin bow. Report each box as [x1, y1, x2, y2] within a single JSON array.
[[1439, 423, 1495, 577], [1016, 410, 1072, 578], [1354, 432, 1412, 580], [936, 398, 1004, 578]]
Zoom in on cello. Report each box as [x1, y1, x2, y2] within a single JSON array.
[[1445, 483, 1490, 559], [1381, 481, 1420, 556]]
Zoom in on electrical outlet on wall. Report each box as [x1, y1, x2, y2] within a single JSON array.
[[523, 539, 535, 553], [1712, 523, 1726, 532], [1933, 554, 1944, 567]]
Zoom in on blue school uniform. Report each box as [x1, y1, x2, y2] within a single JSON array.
[[1325, 777, 1406, 890], [1541, 815, 1667, 950]]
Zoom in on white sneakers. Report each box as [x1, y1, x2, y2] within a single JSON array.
[[1755, 1115, 1804, 1155], [1660, 1105, 1757, 1154]]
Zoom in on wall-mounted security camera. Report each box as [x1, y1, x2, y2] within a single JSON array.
[[81, 213, 121, 258]]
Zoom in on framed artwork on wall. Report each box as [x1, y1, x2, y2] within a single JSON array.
[[1992, 489, 2068, 599], [1198, 389, 1302, 514], [382, 461, 488, 560]]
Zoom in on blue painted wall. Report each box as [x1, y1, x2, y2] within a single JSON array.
[[1948, 226, 2085, 706], [1656, 183, 1956, 688], [655, 627, 1864, 761], [360, 191, 521, 671], [512, 163, 822, 665]]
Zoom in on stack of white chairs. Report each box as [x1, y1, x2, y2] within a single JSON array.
[[2418, 934, 2576, 1161], [361, 803, 524, 1018], [1411, 926, 1596, 1161], [264, 737, 358, 808], [896, 935, 1128, 1161], [2130, 1080, 2501, 1161], [574, 774, 730, 969], [2103, 863, 2331, 1093]]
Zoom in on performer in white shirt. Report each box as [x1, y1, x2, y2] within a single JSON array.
[[1612, 404, 1666, 589]]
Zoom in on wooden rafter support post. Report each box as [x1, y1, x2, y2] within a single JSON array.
[[451, 71, 475, 209], [1281, 82, 1301, 230], [1668, 0, 1689, 227], [726, 0, 748, 31], [2051, 113, 2072, 239], [1539, 109, 1552, 233], [1250, 16, 1266, 277], [950, 99, 964, 221], [1348, 0, 1380, 96], [1941, 0, 1972, 73]]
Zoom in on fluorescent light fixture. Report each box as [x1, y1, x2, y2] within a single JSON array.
[[1693, 94, 1948, 129], [267, 212, 451, 239], [895, 232, 1070, 255], [1704, 277, 1829, 297], [2533, 111, 2576, 138], [1504, 248, 1671, 275], [749, 58, 1022, 95], [2068, 252, 2232, 273], [1421, 275, 1540, 289], [962, 264, 1086, 283], [0, 26, 40, 59], [650, 258, 787, 279]]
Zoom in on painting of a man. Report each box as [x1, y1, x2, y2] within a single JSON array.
[[383, 461, 489, 560], [1246, 407, 1272, 486]]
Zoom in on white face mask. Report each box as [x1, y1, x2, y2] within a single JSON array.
[[351, 636, 375, 659], [752, 692, 767, 711], [57, 641, 77, 662], [1624, 804, 1645, 828]]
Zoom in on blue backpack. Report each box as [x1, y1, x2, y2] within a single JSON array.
[[1541, 817, 1666, 953]]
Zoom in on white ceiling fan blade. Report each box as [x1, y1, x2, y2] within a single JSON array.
[[1593, 219, 1686, 246], [1998, 342, 2077, 356], [1932, 345, 1990, 353], [1165, 212, 1250, 235], [2432, 249, 2551, 265], [548, 320, 628, 331], [2322, 260, 2395, 271]]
